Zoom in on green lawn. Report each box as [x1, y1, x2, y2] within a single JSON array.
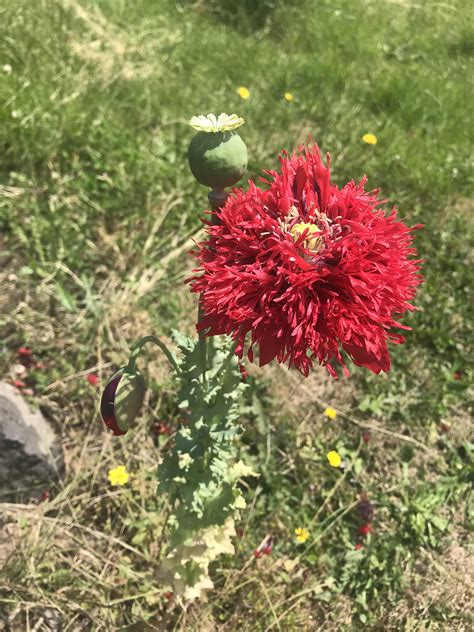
[[0, 0, 473, 629]]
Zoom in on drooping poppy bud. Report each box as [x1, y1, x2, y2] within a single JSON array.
[[100, 367, 146, 436]]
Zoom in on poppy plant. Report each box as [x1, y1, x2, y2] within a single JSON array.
[[191, 142, 423, 377]]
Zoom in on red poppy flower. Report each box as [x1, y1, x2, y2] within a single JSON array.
[[191, 143, 422, 377]]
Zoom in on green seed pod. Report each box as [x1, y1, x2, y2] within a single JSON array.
[[187, 113, 248, 189]]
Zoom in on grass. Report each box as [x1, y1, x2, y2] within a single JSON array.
[[0, 0, 473, 629]]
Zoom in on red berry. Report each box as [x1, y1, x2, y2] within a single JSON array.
[[18, 347, 33, 357], [354, 543, 363, 550]]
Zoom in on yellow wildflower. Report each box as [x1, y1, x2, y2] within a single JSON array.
[[237, 86, 250, 100], [324, 407, 337, 420], [294, 527, 309, 543], [108, 465, 130, 486], [362, 133, 377, 145], [284, 92, 294, 102], [327, 450, 342, 468]]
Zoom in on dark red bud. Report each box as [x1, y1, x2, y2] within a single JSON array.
[[100, 368, 146, 436], [100, 372, 126, 436]]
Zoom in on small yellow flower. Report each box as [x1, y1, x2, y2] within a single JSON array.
[[362, 133, 377, 145], [324, 407, 337, 420], [108, 465, 130, 486], [237, 86, 250, 100], [294, 527, 309, 543], [284, 91, 294, 102], [327, 450, 342, 468]]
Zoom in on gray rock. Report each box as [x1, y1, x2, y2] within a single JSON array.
[[0, 381, 64, 501]]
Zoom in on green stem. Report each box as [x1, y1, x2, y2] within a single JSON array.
[[127, 335, 180, 374], [198, 301, 208, 390]]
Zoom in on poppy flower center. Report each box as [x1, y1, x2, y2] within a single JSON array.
[[289, 221, 322, 252], [280, 206, 329, 253]]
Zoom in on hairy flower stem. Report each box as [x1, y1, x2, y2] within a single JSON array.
[[196, 189, 228, 391], [156, 331, 252, 601], [126, 335, 180, 375]]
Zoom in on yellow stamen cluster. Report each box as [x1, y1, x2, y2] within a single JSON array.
[[290, 222, 322, 252]]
